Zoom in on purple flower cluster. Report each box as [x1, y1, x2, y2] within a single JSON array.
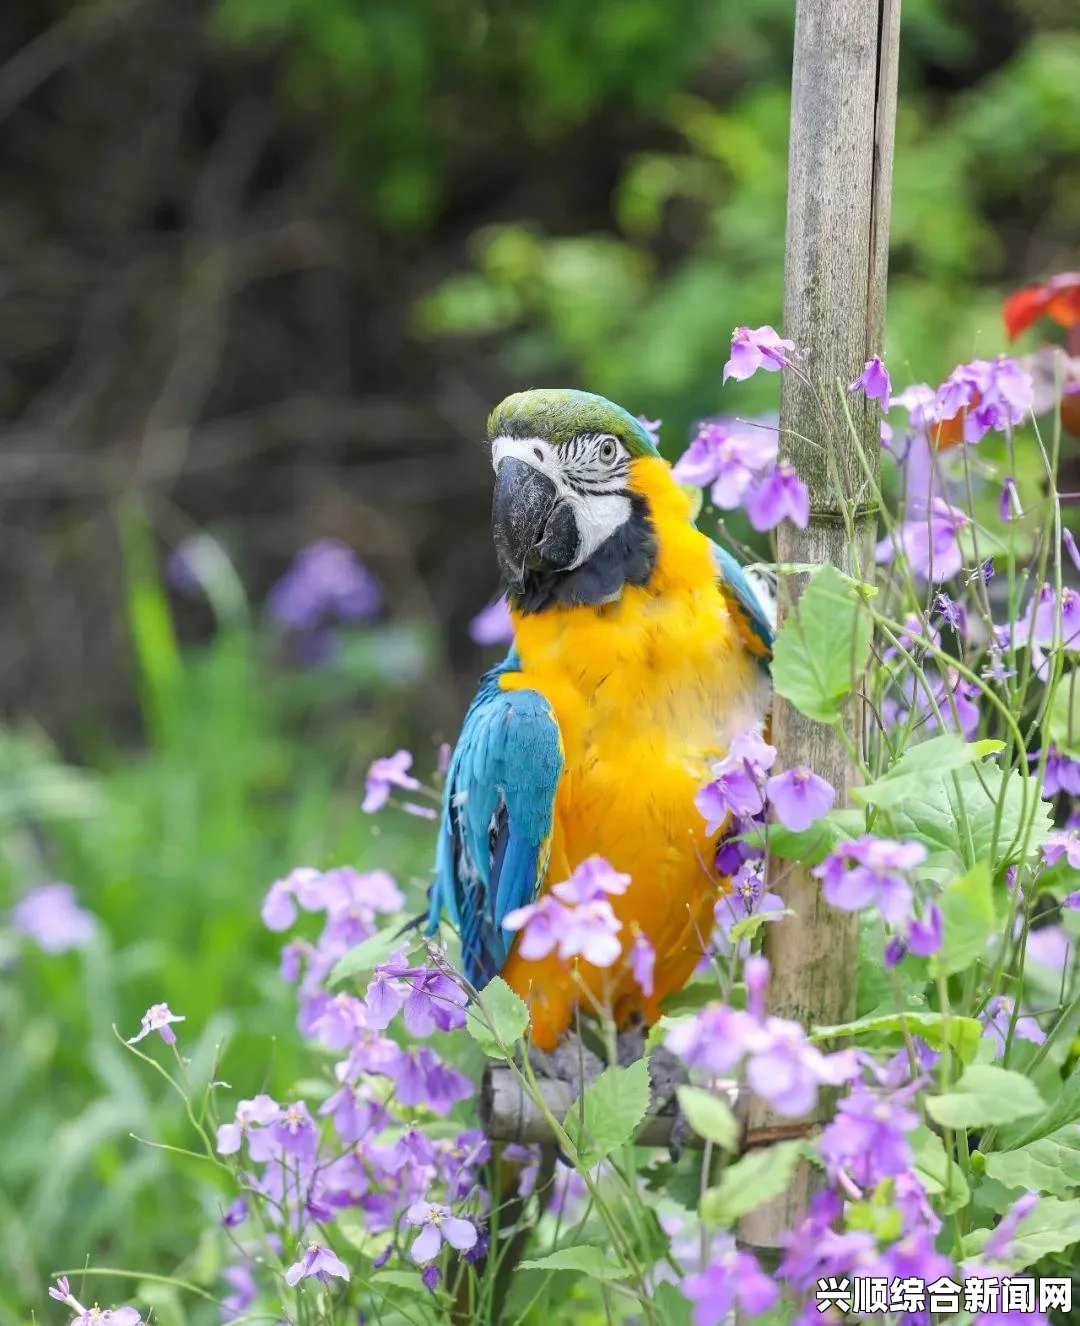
[[671, 421, 778, 511], [10, 882, 95, 954], [208, 863, 485, 1306], [666, 956, 858, 1117], [663, 326, 812, 532], [814, 836, 942, 966], [930, 356, 1034, 445], [503, 856, 656, 978], [267, 538, 382, 632], [877, 497, 969, 583], [696, 729, 835, 842]]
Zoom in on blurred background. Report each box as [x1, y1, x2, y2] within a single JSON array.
[[1, 0, 1078, 1319]]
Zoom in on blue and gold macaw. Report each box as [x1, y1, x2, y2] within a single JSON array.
[[427, 389, 773, 1050]]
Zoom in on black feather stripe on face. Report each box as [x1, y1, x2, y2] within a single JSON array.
[[513, 493, 657, 614]]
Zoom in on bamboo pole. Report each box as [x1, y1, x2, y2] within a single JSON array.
[[737, 0, 902, 1268]]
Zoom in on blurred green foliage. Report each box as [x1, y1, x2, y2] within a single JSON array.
[[0, 524, 439, 1322]]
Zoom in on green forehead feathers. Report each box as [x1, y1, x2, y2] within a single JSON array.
[[487, 389, 660, 458]]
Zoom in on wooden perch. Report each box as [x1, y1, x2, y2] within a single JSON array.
[[738, 0, 902, 1280], [480, 1063, 737, 1149]]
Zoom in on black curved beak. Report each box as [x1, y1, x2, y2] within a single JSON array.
[[492, 457, 579, 594]]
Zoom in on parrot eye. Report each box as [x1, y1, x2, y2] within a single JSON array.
[[598, 437, 618, 464]]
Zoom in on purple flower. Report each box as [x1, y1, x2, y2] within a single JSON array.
[[10, 882, 95, 954], [629, 930, 655, 996], [261, 866, 328, 931], [984, 1192, 1039, 1262], [505, 858, 628, 968], [904, 902, 943, 958], [814, 837, 926, 928], [765, 766, 835, 832], [469, 597, 514, 646], [381, 1045, 473, 1113], [741, 1016, 858, 1117], [221, 1264, 257, 1321], [723, 325, 796, 382], [999, 477, 1021, 523], [696, 731, 777, 832], [362, 750, 422, 813], [745, 463, 811, 532], [551, 856, 631, 905], [665, 1003, 755, 1076], [216, 1093, 281, 1157], [981, 996, 1045, 1057], [555, 898, 623, 967], [671, 423, 778, 508], [267, 538, 381, 631], [818, 1083, 918, 1190], [1043, 828, 1080, 869], [850, 355, 892, 406], [501, 894, 568, 960], [878, 497, 968, 582], [284, 1242, 351, 1286], [1036, 746, 1080, 798], [503, 1142, 541, 1198], [49, 1282, 142, 1326], [934, 592, 967, 634], [127, 1002, 185, 1047], [368, 959, 469, 1036], [406, 1201, 478, 1263], [1063, 890, 1080, 910], [1027, 584, 1080, 650], [680, 1245, 779, 1326], [932, 356, 1033, 444], [221, 1196, 248, 1228], [421, 1264, 442, 1291], [713, 863, 785, 959]]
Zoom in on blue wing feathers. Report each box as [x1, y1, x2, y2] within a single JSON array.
[[709, 541, 774, 670], [426, 656, 563, 989]]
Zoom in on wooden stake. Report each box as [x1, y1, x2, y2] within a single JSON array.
[[737, 0, 902, 1269]]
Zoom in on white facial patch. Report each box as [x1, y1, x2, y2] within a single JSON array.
[[490, 434, 633, 570]]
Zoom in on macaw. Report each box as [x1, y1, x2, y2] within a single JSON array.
[[426, 389, 774, 1052]]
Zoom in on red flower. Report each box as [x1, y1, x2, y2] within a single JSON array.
[[1003, 271, 1080, 340]]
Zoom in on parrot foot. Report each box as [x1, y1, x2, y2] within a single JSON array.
[[527, 1030, 605, 1097], [646, 1043, 692, 1162]]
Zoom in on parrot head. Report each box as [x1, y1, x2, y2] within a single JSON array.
[[487, 388, 661, 610]]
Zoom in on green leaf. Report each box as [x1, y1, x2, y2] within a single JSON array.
[[653, 1282, 694, 1326], [1001, 1062, 1080, 1150], [984, 1127, 1080, 1197], [330, 927, 417, 985], [962, 1197, 1080, 1268], [926, 1065, 1046, 1129], [912, 1126, 970, 1214], [771, 565, 873, 723], [728, 908, 793, 943], [853, 736, 1004, 809], [812, 1010, 982, 1064], [931, 861, 996, 977], [886, 763, 1052, 877], [676, 1086, 740, 1150], [465, 977, 530, 1056], [701, 1140, 804, 1224], [764, 809, 864, 867], [519, 1246, 631, 1280], [1048, 669, 1080, 758], [564, 1059, 651, 1168]]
